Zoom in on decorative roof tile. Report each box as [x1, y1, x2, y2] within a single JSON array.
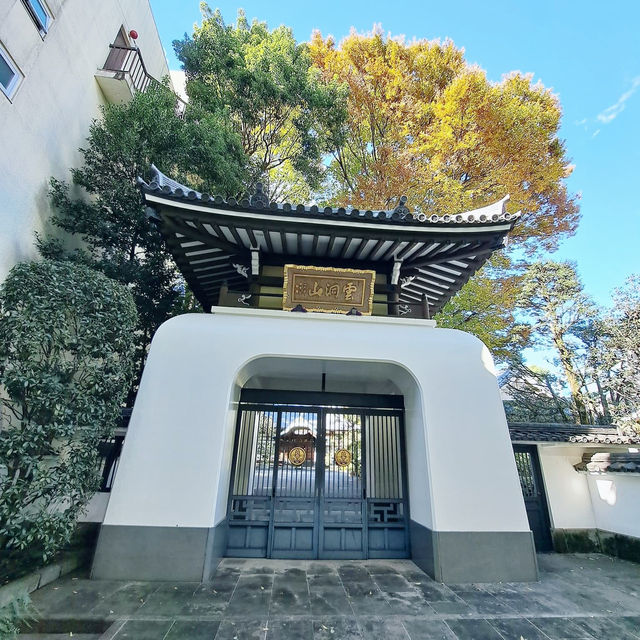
[[574, 452, 640, 474], [140, 165, 520, 227], [508, 423, 640, 445]]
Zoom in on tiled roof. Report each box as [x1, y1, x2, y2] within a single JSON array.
[[140, 166, 520, 313], [141, 165, 520, 227], [574, 452, 640, 474], [508, 422, 640, 445]]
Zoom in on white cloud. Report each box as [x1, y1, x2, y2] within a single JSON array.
[[575, 118, 587, 126], [592, 129, 600, 138], [597, 76, 640, 124]]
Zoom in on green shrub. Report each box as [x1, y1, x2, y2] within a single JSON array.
[[0, 592, 36, 637], [0, 260, 136, 576]]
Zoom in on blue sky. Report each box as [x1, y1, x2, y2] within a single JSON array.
[[150, 0, 639, 307]]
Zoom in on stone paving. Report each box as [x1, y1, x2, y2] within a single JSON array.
[[26, 554, 640, 639]]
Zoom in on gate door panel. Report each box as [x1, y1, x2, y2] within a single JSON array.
[[319, 412, 366, 558], [366, 412, 409, 557], [270, 409, 319, 558], [227, 394, 409, 559], [226, 408, 277, 557], [513, 445, 553, 552]]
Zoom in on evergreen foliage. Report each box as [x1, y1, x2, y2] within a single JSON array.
[[174, 6, 348, 201], [39, 84, 246, 401], [0, 260, 136, 574], [518, 261, 594, 423]]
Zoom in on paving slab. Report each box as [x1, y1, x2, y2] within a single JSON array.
[[21, 553, 640, 639]]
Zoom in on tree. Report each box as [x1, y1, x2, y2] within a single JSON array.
[[174, 6, 348, 201], [436, 256, 523, 358], [595, 276, 640, 432], [309, 28, 579, 253], [39, 84, 246, 403], [501, 360, 571, 423], [309, 28, 580, 356], [517, 261, 594, 423], [0, 261, 136, 575]]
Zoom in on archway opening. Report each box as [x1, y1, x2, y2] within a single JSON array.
[[219, 357, 432, 561]]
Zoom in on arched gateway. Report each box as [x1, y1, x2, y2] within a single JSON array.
[[91, 168, 537, 583]]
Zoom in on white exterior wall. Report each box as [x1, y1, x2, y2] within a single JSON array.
[[538, 445, 596, 530], [539, 445, 640, 541], [587, 474, 640, 539], [103, 308, 530, 535], [0, 0, 169, 281]]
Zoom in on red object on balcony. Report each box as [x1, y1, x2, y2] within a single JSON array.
[[129, 29, 138, 40]]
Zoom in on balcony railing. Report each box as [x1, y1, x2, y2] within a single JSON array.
[[100, 44, 186, 115], [103, 44, 152, 93]]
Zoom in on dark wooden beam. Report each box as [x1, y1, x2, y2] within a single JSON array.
[[280, 230, 289, 254], [163, 216, 240, 255], [338, 236, 356, 260], [245, 226, 258, 248], [405, 242, 500, 270], [326, 233, 338, 257]]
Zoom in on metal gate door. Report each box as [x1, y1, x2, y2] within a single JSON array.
[[226, 392, 409, 559], [513, 445, 553, 552]]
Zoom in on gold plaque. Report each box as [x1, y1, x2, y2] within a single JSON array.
[[283, 265, 376, 315], [288, 446, 307, 466], [334, 448, 352, 467]]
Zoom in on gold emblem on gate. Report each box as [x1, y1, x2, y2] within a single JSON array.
[[334, 448, 352, 467], [288, 446, 307, 466]]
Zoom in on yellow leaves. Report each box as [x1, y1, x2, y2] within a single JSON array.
[[311, 28, 578, 252]]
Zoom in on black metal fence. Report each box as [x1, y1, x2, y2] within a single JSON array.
[[96, 409, 130, 492]]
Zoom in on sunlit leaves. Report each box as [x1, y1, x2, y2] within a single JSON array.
[[174, 7, 347, 199], [0, 261, 136, 569]]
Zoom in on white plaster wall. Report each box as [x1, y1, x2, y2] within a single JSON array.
[[538, 446, 596, 530], [587, 474, 640, 539], [0, 0, 169, 281], [104, 308, 530, 535]]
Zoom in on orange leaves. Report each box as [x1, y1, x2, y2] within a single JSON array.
[[310, 29, 579, 253]]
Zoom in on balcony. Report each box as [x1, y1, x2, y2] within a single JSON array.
[[95, 45, 186, 115]]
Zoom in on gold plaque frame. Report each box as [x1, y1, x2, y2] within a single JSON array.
[[334, 448, 352, 467], [288, 446, 306, 466], [282, 264, 376, 315]]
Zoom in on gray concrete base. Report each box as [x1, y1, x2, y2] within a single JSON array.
[[410, 520, 538, 583], [203, 519, 228, 580], [553, 527, 640, 564], [92, 520, 227, 581], [93, 519, 537, 583]]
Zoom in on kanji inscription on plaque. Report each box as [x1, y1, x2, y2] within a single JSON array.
[[283, 265, 376, 314]]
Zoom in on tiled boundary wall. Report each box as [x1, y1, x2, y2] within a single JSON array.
[[538, 446, 640, 563]]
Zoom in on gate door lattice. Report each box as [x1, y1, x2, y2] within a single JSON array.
[[513, 445, 553, 552], [226, 392, 409, 559]]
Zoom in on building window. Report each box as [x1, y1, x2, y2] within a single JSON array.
[[21, 0, 52, 37], [0, 43, 22, 100]]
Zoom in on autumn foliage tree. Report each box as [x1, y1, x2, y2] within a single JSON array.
[[309, 28, 579, 353], [309, 28, 579, 253]]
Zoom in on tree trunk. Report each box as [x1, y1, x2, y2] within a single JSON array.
[[551, 329, 591, 424]]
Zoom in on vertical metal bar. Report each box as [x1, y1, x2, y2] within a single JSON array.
[[267, 410, 283, 558], [361, 409, 368, 557], [316, 408, 325, 558], [226, 403, 246, 523], [398, 410, 411, 554], [390, 414, 398, 498], [236, 411, 249, 494]]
